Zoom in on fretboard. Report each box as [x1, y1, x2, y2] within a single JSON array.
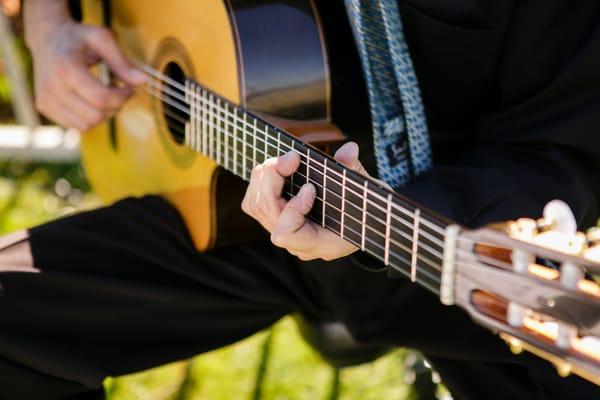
[[159, 76, 449, 295]]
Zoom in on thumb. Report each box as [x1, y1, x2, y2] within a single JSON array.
[[84, 27, 146, 86], [334, 142, 369, 176]]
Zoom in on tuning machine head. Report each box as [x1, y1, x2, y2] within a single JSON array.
[[585, 227, 600, 263]]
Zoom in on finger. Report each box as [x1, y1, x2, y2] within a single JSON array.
[[243, 163, 285, 230], [242, 152, 300, 230], [271, 183, 317, 250], [38, 94, 88, 131], [290, 251, 317, 262], [258, 152, 299, 216], [276, 150, 301, 177], [59, 90, 108, 131], [334, 142, 368, 175], [66, 66, 133, 110], [83, 27, 146, 86]]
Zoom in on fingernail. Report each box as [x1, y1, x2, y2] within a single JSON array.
[[127, 68, 146, 84], [300, 183, 316, 198], [346, 142, 359, 157], [281, 151, 296, 161]]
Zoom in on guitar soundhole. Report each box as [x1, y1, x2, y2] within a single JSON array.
[[161, 62, 189, 144]]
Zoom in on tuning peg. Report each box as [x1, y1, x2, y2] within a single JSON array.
[[502, 334, 524, 355], [554, 360, 573, 378], [585, 227, 600, 262], [556, 323, 577, 350], [507, 302, 526, 327], [508, 218, 538, 241], [543, 200, 577, 234], [508, 218, 537, 273]]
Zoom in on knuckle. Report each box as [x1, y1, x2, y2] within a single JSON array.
[[88, 111, 105, 127], [298, 254, 313, 262], [241, 197, 252, 216], [90, 26, 112, 42], [94, 90, 111, 107], [270, 232, 285, 247], [54, 60, 72, 79], [264, 157, 278, 170]]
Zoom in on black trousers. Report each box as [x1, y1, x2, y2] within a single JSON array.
[[0, 196, 597, 400]]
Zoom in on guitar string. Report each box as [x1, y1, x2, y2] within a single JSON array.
[[160, 99, 445, 268], [151, 78, 446, 239], [143, 83, 446, 241], [165, 101, 443, 259], [148, 88, 447, 260], [139, 66, 446, 237], [145, 98, 447, 276]]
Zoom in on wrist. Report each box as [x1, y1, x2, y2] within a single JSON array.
[[24, 0, 74, 51]]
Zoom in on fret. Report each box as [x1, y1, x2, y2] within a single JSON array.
[[217, 98, 223, 165], [384, 193, 392, 265], [361, 180, 368, 251], [290, 155, 295, 197], [194, 87, 200, 153], [191, 86, 196, 152], [202, 91, 209, 156], [199, 88, 206, 155], [224, 103, 230, 171], [306, 148, 311, 184], [208, 93, 215, 160], [277, 130, 281, 157], [233, 108, 239, 176], [321, 158, 327, 227], [263, 125, 269, 162], [340, 169, 347, 238], [410, 209, 421, 282], [242, 113, 248, 180], [252, 118, 257, 169]]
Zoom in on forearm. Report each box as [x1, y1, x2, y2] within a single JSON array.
[[24, 0, 73, 50]]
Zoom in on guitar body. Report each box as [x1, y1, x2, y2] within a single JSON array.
[[80, 0, 341, 250]]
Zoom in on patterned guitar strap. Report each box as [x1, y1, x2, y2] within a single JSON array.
[[344, 0, 432, 188]]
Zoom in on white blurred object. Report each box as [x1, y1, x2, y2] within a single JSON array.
[[0, 125, 80, 161]]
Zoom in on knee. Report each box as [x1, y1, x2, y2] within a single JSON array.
[[0, 230, 38, 273]]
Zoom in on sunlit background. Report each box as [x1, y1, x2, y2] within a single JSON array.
[[0, 1, 447, 399]]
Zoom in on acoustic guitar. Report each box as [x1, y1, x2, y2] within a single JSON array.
[[79, 0, 600, 386]]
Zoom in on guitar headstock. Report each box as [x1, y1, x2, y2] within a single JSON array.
[[452, 200, 600, 385]]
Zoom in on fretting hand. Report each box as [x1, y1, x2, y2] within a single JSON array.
[[24, 1, 146, 131], [242, 142, 388, 261]]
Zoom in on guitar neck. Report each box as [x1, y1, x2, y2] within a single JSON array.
[[162, 77, 450, 295]]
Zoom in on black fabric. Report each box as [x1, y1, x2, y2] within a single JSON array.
[[0, 196, 597, 400]]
